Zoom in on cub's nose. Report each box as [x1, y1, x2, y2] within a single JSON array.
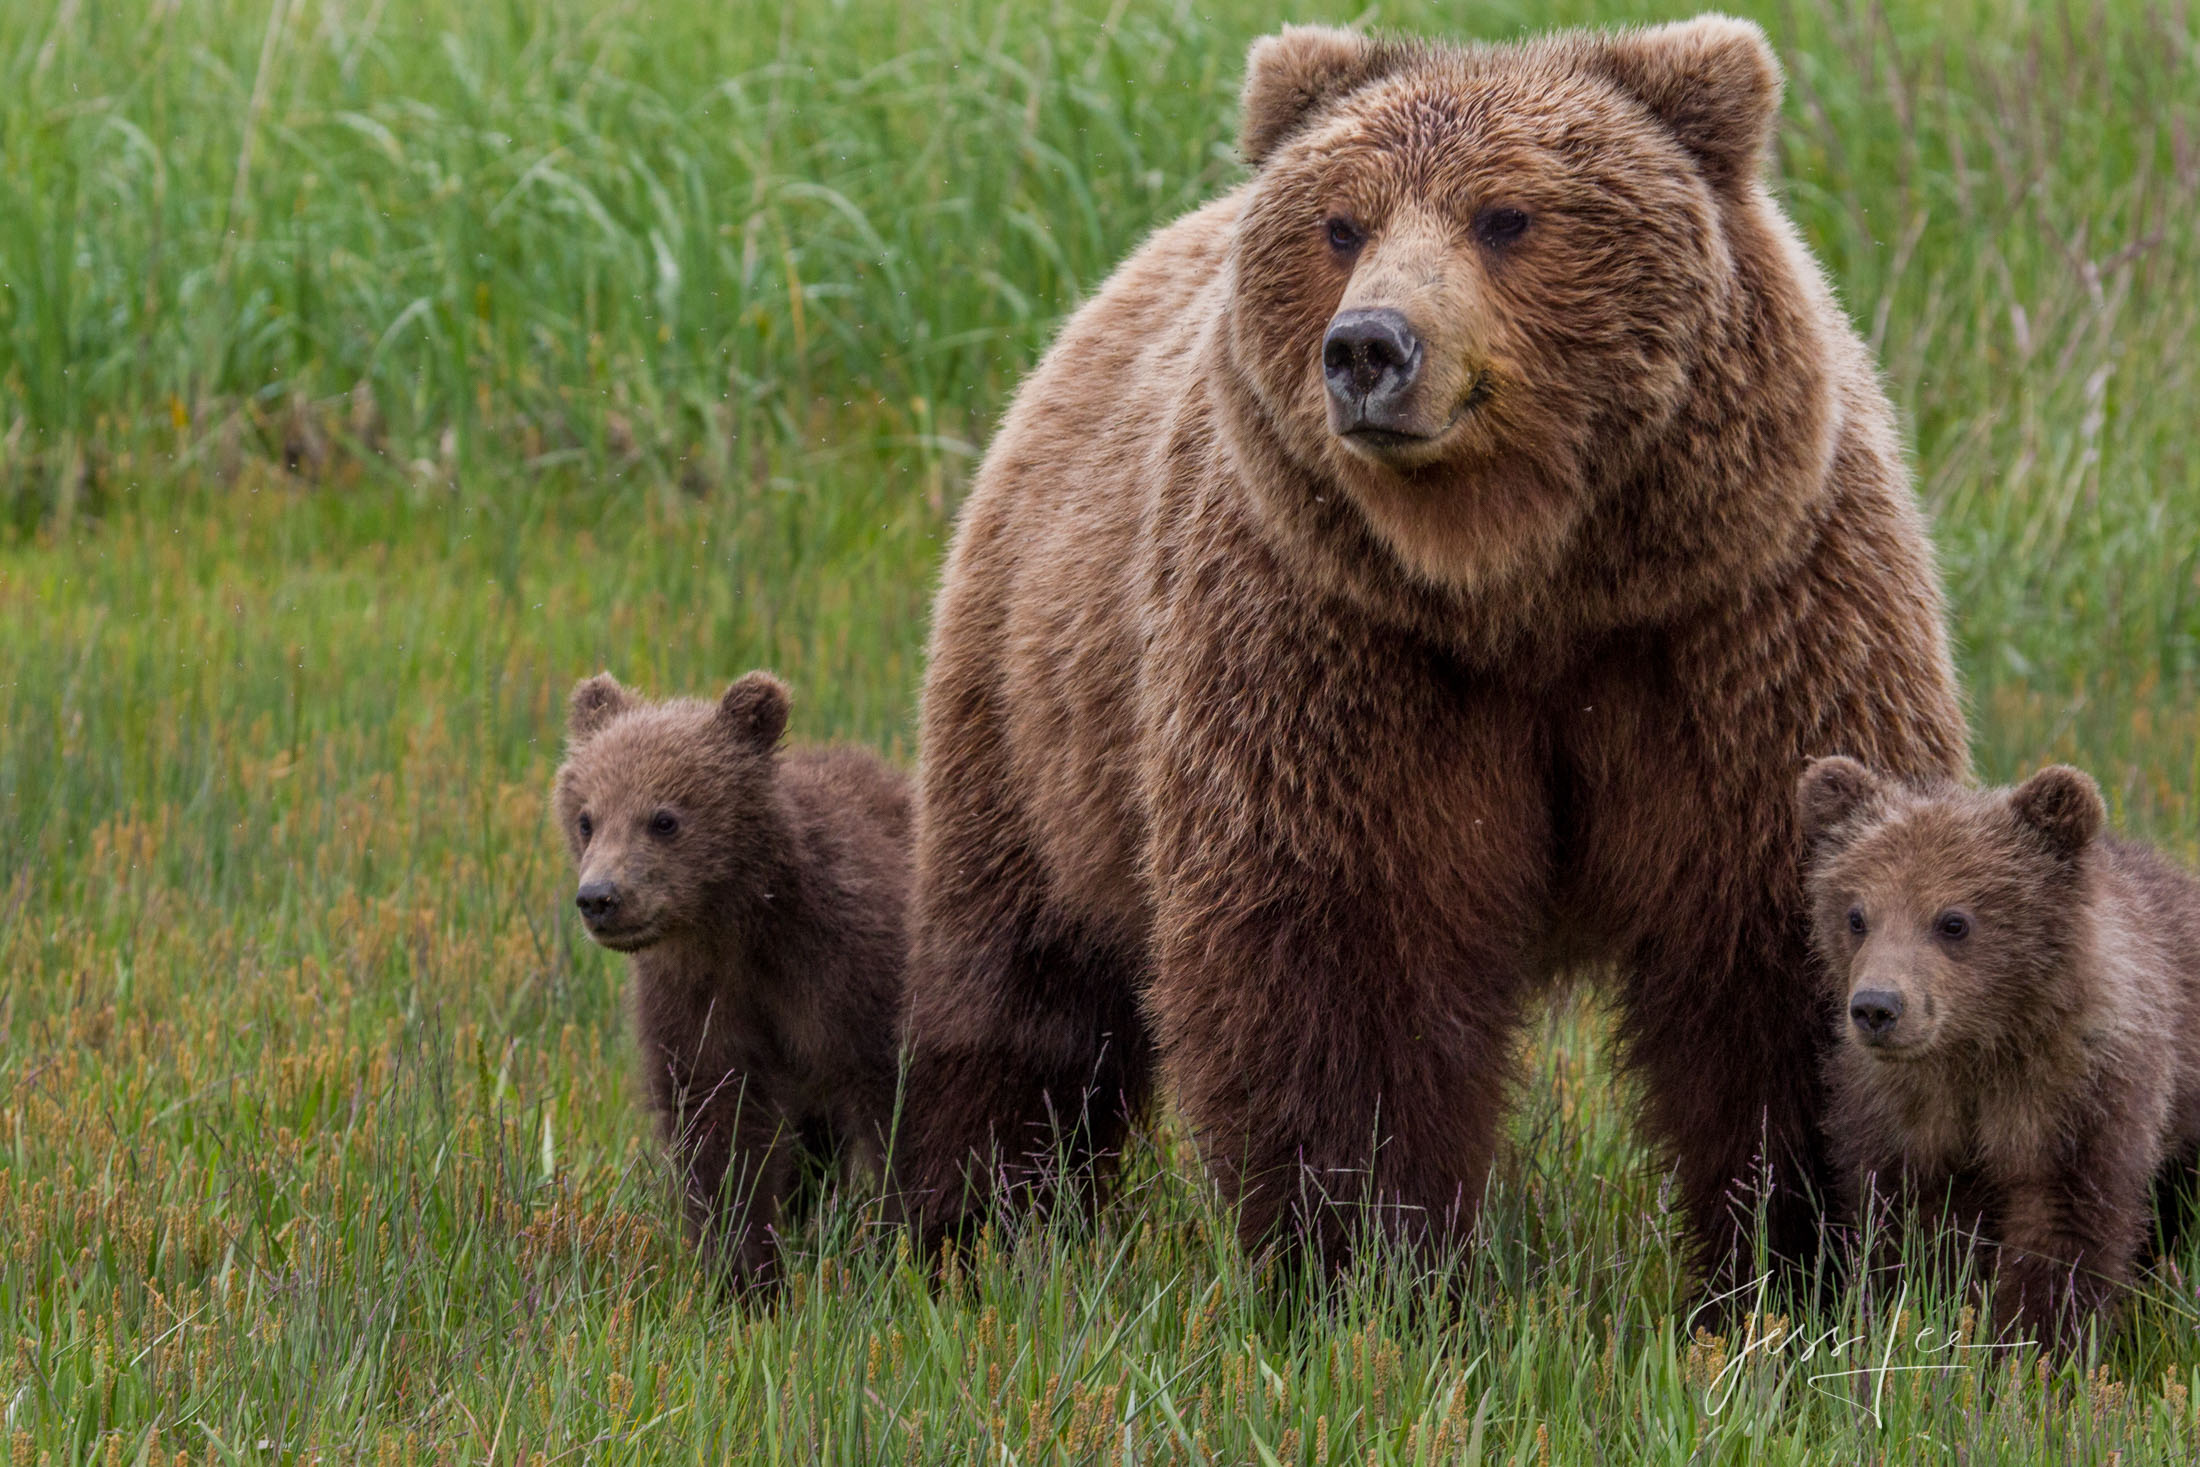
[[1849, 989, 1905, 1043], [575, 881, 621, 924], [1323, 308, 1423, 420]]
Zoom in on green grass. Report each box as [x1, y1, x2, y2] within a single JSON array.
[[3, 0, 2199, 1460]]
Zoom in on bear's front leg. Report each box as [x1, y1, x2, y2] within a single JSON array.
[[1150, 880, 1543, 1269], [667, 1074, 799, 1290], [1992, 1144, 2156, 1353], [892, 748, 1155, 1248], [888, 481, 1169, 1250], [1140, 633, 1552, 1273], [1835, 1140, 1998, 1312], [1836, 1150, 1922, 1287], [1567, 580, 1963, 1296]]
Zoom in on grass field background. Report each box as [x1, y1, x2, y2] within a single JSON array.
[[3, 0, 2198, 1460]]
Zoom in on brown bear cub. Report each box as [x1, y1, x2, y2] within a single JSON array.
[[554, 671, 911, 1286], [1799, 756, 2200, 1347]]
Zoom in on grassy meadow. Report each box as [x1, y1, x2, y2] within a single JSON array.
[[4, 0, 2199, 1459]]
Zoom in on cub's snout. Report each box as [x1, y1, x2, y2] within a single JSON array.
[[575, 878, 623, 926], [1847, 987, 1906, 1045], [573, 872, 655, 950]]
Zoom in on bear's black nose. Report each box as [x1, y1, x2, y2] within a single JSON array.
[[576, 881, 621, 924], [1323, 308, 1423, 422], [1849, 989, 1905, 1041]]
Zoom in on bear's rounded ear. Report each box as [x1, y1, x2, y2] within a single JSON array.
[[568, 673, 631, 742], [2009, 765, 2105, 861], [1797, 756, 1883, 846], [1594, 15, 1782, 191], [1239, 26, 1407, 168], [717, 671, 790, 753]]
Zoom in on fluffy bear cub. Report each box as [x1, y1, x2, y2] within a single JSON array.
[[554, 671, 911, 1286], [1799, 756, 2200, 1347]]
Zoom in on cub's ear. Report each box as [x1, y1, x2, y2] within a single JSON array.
[[717, 671, 790, 752], [1797, 756, 1883, 846], [2009, 765, 2104, 861], [1594, 15, 1782, 190], [568, 673, 631, 741], [1239, 26, 1407, 168]]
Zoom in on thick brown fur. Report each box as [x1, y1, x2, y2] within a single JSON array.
[[554, 672, 911, 1286], [1801, 758, 2200, 1349], [896, 16, 1965, 1283]]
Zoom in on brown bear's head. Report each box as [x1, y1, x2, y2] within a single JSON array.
[[1797, 757, 2107, 1064], [552, 671, 792, 953], [1225, 17, 1788, 593]]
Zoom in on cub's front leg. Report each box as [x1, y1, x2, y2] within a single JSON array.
[[1991, 1148, 2155, 1353], [1827, 1091, 1987, 1289], [661, 1067, 799, 1289]]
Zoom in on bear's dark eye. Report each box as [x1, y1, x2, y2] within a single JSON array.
[[649, 810, 679, 838], [1474, 206, 1530, 250], [1324, 216, 1365, 255], [577, 812, 593, 842], [1846, 907, 1866, 935], [1935, 911, 1970, 942]]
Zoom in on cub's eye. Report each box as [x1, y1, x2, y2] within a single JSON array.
[[1846, 907, 1866, 935], [1324, 216, 1365, 255], [1935, 911, 1971, 942], [577, 813, 593, 842], [649, 810, 679, 838], [1474, 206, 1530, 250]]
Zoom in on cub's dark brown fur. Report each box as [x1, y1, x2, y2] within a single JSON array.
[[1800, 757, 2200, 1347], [895, 14, 1965, 1284], [554, 672, 910, 1285]]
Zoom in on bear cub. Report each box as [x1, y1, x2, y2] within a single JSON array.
[[554, 670, 911, 1286], [1799, 756, 2200, 1346]]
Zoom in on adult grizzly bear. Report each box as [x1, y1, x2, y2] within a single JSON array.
[[896, 16, 1966, 1281]]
